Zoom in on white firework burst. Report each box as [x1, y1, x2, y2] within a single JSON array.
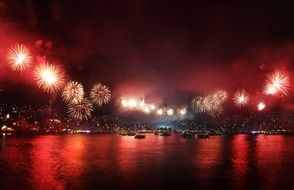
[[90, 83, 111, 106]]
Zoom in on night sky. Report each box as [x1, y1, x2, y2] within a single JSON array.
[[0, 1, 294, 110]]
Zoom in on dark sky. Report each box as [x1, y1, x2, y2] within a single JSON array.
[[1, 0, 294, 109]]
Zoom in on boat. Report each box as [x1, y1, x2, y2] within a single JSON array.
[[134, 134, 146, 139]]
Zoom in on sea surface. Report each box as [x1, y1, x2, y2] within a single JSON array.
[[0, 134, 293, 190]]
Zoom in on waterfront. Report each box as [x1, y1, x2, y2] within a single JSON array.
[[0, 134, 293, 190]]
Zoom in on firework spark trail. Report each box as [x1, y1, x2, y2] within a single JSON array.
[[191, 90, 228, 117], [157, 109, 163, 116], [90, 83, 111, 106], [264, 70, 290, 97], [7, 44, 32, 71], [178, 107, 187, 116], [117, 97, 185, 117], [215, 90, 228, 102], [167, 108, 174, 116], [118, 97, 146, 112], [233, 89, 249, 108], [34, 63, 65, 93], [62, 81, 84, 103], [67, 98, 93, 120]]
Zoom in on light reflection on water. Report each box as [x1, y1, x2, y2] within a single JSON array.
[[0, 134, 294, 190]]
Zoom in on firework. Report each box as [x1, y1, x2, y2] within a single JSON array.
[[90, 83, 111, 106], [191, 90, 227, 117], [128, 99, 138, 108], [62, 81, 84, 103], [67, 98, 93, 120], [117, 97, 189, 116], [157, 109, 163, 116], [179, 108, 187, 115], [150, 104, 156, 110], [191, 96, 205, 113], [233, 89, 249, 108], [116, 98, 128, 112], [264, 70, 290, 96], [34, 63, 65, 93], [206, 95, 223, 117], [143, 106, 151, 113], [7, 44, 32, 71], [118, 97, 153, 113], [142, 103, 158, 113], [118, 97, 138, 112], [167, 108, 174, 116], [257, 102, 266, 111], [121, 99, 128, 107], [214, 90, 228, 102]]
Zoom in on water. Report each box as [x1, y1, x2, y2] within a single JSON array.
[[0, 134, 293, 190]]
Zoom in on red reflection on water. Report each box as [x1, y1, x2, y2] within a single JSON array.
[[116, 135, 148, 182], [256, 135, 284, 164], [89, 135, 117, 171], [231, 134, 249, 188], [194, 137, 223, 175], [115, 134, 176, 184], [30, 136, 65, 190], [1, 137, 31, 189], [60, 135, 86, 177], [255, 135, 285, 189], [1, 134, 293, 189]]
